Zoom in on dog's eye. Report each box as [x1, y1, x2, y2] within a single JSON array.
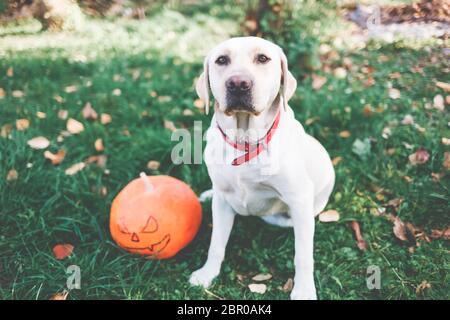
[[256, 54, 270, 64], [215, 55, 229, 66]]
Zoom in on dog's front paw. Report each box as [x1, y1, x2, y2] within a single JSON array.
[[189, 268, 218, 288], [290, 284, 317, 300]]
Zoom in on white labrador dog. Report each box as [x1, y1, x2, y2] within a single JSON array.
[[189, 37, 335, 300]]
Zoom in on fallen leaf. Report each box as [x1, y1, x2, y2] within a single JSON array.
[[50, 291, 69, 300], [401, 114, 414, 125], [334, 67, 347, 79], [65, 85, 77, 93], [86, 155, 107, 168], [363, 104, 373, 116], [67, 118, 84, 134], [339, 130, 351, 138], [282, 278, 294, 293], [311, 74, 327, 90], [332, 156, 342, 166], [94, 138, 104, 152], [147, 160, 160, 170], [36, 111, 46, 119], [408, 148, 429, 165], [27, 136, 50, 149], [112, 88, 122, 96], [44, 150, 66, 165], [65, 162, 86, 175], [12, 90, 24, 98], [100, 113, 112, 125], [6, 67, 13, 77], [415, 280, 431, 294], [348, 221, 368, 251], [193, 99, 204, 109], [431, 172, 444, 182], [443, 152, 450, 170], [382, 127, 391, 139], [393, 217, 408, 241], [305, 117, 319, 125], [0, 88, 5, 98], [1, 124, 12, 138], [435, 81, 450, 92], [16, 119, 30, 131], [252, 273, 272, 282], [319, 210, 340, 222], [52, 244, 74, 260], [388, 88, 401, 99], [164, 120, 177, 132], [429, 228, 450, 240], [6, 169, 18, 181], [433, 94, 445, 111], [248, 283, 267, 294], [82, 102, 98, 120], [387, 197, 403, 209], [54, 95, 64, 103], [183, 109, 194, 116], [442, 137, 450, 145], [158, 95, 172, 102], [58, 109, 68, 120]]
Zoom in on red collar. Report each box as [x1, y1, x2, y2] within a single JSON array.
[[217, 109, 281, 166]]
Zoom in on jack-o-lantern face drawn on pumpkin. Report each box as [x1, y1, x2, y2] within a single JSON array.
[[110, 175, 202, 259], [117, 214, 171, 256]]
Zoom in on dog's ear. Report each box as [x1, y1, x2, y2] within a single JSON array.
[[280, 50, 297, 110], [195, 56, 210, 115]]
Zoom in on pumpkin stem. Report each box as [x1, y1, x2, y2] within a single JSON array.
[[139, 172, 154, 192]]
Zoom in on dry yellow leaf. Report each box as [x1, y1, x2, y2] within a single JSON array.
[[94, 138, 104, 152], [311, 74, 327, 90], [435, 81, 450, 92], [82, 102, 98, 120], [12, 90, 24, 98], [100, 113, 112, 125], [50, 291, 69, 300], [58, 109, 68, 120], [16, 119, 30, 131], [44, 150, 66, 165], [319, 210, 340, 222], [252, 273, 272, 281], [147, 160, 160, 170], [248, 283, 267, 294], [6, 169, 18, 181], [388, 88, 401, 99], [65, 85, 77, 93], [27, 136, 50, 149], [393, 217, 408, 241], [65, 162, 86, 176], [67, 118, 84, 134], [36, 111, 46, 119], [193, 99, 204, 109], [164, 120, 177, 132], [6, 67, 13, 77]]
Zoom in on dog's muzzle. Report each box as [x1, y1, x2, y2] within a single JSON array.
[[225, 75, 255, 114]]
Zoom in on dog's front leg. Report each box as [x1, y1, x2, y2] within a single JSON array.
[[288, 188, 317, 300], [189, 192, 235, 288]]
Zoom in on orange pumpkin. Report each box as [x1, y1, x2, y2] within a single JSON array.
[[110, 174, 202, 259]]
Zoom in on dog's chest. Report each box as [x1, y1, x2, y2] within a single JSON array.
[[214, 169, 287, 216]]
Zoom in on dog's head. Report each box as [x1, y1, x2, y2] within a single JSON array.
[[196, 37, 297, 116]]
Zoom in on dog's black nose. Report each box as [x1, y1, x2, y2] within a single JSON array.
[[226, 75, 253, 93]]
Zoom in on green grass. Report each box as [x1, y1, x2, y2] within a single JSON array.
[[0, 4, 449, 300]]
